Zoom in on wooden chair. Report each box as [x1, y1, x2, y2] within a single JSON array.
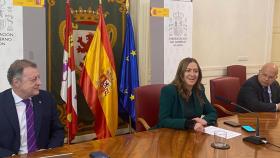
[[210, 77, 240, 117], [227, 65, 246, 86], [134, 84, 165, 132]]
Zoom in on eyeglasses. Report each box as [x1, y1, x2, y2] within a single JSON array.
[[17, 75, 41, 83], [259, 72, 277, 80], [28, 76, 41, 82]]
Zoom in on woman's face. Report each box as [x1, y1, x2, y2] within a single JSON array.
[[183, 62, 199, 89]]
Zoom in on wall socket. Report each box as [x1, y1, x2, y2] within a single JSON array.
[[238, 56, 248, 61]]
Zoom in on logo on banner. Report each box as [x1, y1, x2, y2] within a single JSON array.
[[0, 1, 15, 46], [0, 0, 6, 30], [168, 11, 188, 47]]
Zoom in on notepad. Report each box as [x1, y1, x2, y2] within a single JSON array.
[[204, 126, 241, 139]]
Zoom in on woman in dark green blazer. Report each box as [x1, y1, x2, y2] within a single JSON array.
[[157, 58, 217, 132]]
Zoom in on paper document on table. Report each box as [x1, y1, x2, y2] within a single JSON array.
[[204, 126, 241, 139]]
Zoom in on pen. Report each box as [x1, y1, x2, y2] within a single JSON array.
[[39, 153, 73, 158]]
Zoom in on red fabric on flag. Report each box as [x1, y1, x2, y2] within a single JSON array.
[[60, 0, 78, 143]]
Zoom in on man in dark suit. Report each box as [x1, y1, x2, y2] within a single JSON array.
[[237, 63, 280, 112], [0, 59, 64, 157]]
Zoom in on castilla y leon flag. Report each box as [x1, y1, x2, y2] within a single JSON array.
[[60, 0, 78, 143], [79, 5, 118, 139]]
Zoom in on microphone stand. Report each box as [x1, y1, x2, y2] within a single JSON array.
[[216, 97, 267, 145], [231, 102, 266, 144]]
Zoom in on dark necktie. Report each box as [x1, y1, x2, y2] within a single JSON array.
[[22, 99, 37, 153], [263, 87, 270, 103]]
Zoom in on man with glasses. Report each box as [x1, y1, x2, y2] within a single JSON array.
[[237, 63, 280, 112], [0, 59, 64, 157]]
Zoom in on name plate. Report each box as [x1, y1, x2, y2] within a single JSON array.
[[13, 0, 45, 7], [150, 7, 169, 17]]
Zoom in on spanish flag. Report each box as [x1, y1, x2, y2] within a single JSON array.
[[79, 5, 118, 139]]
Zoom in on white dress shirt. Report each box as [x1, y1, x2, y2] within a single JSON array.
[[12, 90, 28, 154], [267, 86, 272, 103], [266, 86, 279, 111]]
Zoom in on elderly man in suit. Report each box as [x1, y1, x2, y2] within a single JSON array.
[[0, 59, 64, 157], [237, 63, 280, 112]]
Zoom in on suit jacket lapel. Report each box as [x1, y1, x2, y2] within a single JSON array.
[[32, 96, 42, 139], [193, 92, 202, 116], [270, 83, 278, 103], [256, 77, 266, 102], [3, 90, 20, 140], [178, 95, 185, 117]]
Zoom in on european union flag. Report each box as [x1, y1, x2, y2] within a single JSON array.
[[118, 13, 139, 128]]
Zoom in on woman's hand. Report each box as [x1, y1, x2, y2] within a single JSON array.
[[193, 122, 205, 132], [192, 117, 207, 126]]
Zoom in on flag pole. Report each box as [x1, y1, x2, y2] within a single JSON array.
[[126, 0, 133, 134], [65, 0, 69, 145], [68, 128, 70, 144], [129, 116, 132, 134], [66, 0, 70, 145], [126, 0, 129, 13]]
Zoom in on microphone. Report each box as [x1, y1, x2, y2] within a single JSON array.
[[215, 96, 267, 145], [89, 151, 110, 158]]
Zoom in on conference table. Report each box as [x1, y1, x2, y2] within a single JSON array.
[[12, 112, 280, 158]]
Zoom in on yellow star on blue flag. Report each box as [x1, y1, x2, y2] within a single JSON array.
[[129, 94, 135, 101], [130, 50, 136, 56]]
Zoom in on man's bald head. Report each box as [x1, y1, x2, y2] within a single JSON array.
[[261, 63, 278, 75], [258, 63, 278, 87]]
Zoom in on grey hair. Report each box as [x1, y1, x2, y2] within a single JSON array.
[[7, 59, 37, 85]]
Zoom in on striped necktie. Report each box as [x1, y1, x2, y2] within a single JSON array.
[[22, 99, 37, 153]]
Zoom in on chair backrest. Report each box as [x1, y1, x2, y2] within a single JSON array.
[[134, 84, 165, 132], [210, 77, 240, 117], [227, 65, 246, 86]]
